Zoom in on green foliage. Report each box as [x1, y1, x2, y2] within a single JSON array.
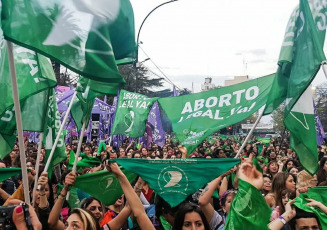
[[271, 104, 285, 132]]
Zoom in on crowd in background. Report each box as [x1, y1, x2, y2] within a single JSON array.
[[1, 134, 327, 230]]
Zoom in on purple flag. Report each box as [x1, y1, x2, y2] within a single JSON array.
[[87, 116, 92, 143], [146, 122, 153, 148], [314, 101, 325, 146], [147, 102, 166, 147], [173, 85, 179, 96], [98, 114, 105, 141]]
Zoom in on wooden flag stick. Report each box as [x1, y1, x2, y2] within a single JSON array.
[[7, 41, 30, 204]]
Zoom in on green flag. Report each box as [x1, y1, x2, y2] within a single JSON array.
[[264, 0, 326, 115], [278, 0, 326, 175], [111, 90, 158, 138], [0, 43, 57, 159], [111, 158, 241, 207], [225, 179, 271, 230], [0, 134, 16, 160], [0, 168, 21, 182], [2, 0, 136, 85], [43, 89, 67, 171], [285, 87, 318, 175], [68, 150, 101, 170], [294, 187, 327, 230], [158, 74, 276, 154], [74, 169, 137, 206], [58, 184, 80, 209]]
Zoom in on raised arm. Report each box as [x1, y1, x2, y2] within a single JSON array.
[[107, 162, 155, 230], [48, 172, 76, 230], [199, 170, 232, 223]]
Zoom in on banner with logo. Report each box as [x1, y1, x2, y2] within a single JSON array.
[[158, 74, 276, 154], [111, 90, 158, 138], [111, 158, 241, 207]]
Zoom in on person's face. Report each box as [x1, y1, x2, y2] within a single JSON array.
[[276, 155, 282, 161], [282, 193, 289, 207], [171, 155, 176, 159], [269, 162, 278, 173], [295, 217, 320, 230], [34, 183, 50, 205], [127, 152, 132, 158], [309, 175, 318, 188], [285, 175, 296, 191], [115, 196, 124, 206], [287, 161, 294, 170], [182, 212, 205, 230], [86, 200, 103, 222], [218, 151, 226, 158], [263, 177, 272, 191], [163, 152, 168, 158], [141, 148, 147, 156], [119, 149, 126, 156], [65, 213, 84, 230], [109, 151, 117, 159], [133, 153, 141, 159], [290, 167, 299, 176], [223, 194, 235, 215], [13, 145, 18, 151], [26, 162, 34, 170], [84, 147, 91, 156], [270, 152, 276, 159]]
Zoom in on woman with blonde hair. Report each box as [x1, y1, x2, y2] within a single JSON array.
[[296, 170, 318, 192], [66, 208, 101, 230]]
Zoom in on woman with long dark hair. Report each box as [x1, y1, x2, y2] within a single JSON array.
[[172, 203, 210, 230]]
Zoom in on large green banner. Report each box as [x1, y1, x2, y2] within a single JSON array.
[[111, 90, 158, 138], [158, 74, 276, 154]]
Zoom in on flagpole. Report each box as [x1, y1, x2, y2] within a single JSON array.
[[66, 121, 87, 199], [321, 61, 327, 80], [234, 106, 266, 159], [6, 41, 31, 204], [32, 132, 44, 206], [43, 91, 77, 173]]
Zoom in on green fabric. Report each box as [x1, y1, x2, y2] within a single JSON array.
[[97, 141, 107, 154], [0, 168, 21, 182], [0, 44, 57, 159], [43, 89, 67, 172], [285, 88, 318, 175], [294, 188, 327, 230], [257, 137, 271, 144], [264, 0, 326, 115], [225, 179, 271, 230], [158, 74, 276, 155], [57, 184, 80, 209], [111, 158, 241, 207], [68, 150, 101, 170], [74, 169, 137, 206], [264, 0, 326, 175], [111, 90, 158, 138], [160, 216, 172, 230], [2, 0, 136, 85], [0, 134, 16, 160]]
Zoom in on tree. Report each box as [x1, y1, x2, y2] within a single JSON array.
[[118, 64, 165, 96], [51, 61, 78, 86], [271, 103, 285, 132]]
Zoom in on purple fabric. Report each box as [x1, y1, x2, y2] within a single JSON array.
[[314, 101, 325, 146], [173, 85, 179, 96], [147, 102, 166, 147], [146, 122, 153, 148], [28, 132, 39, 143], [87, 116, 92, 143], [56, 89, 113, 115]]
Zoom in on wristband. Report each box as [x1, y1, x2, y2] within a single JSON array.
[[278, 216, 287, 225]]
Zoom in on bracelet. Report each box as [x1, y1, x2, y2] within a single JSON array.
[[59, 193, 66, 198], [278, 216, 287, 225]]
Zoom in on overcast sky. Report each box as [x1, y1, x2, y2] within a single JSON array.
[[130, 0, 327, 94]]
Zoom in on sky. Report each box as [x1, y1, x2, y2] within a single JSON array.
[[130, 0, 327, 94]]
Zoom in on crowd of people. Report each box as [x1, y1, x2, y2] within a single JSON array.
[[1, 134, 327, 230]]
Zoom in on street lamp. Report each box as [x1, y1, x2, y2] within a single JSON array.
[[134, 0, 178, 68]]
